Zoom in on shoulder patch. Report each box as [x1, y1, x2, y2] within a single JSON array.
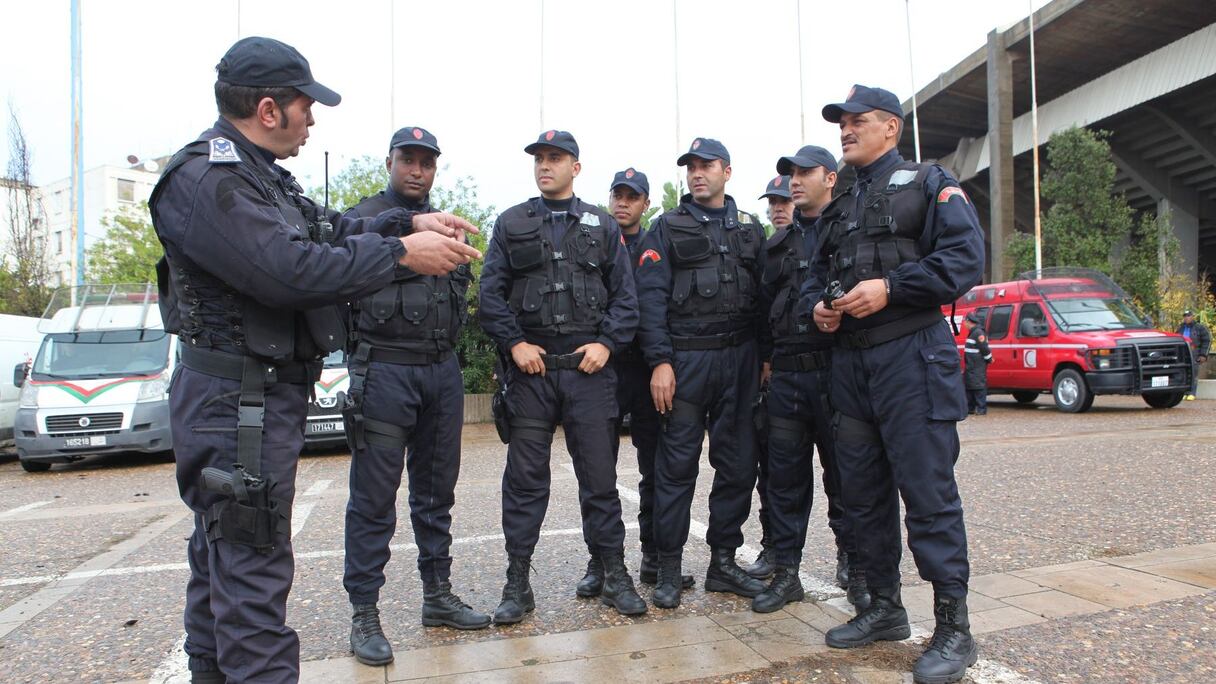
[[208, 137, 241, 164], [978, 335, 986, 342], [737, 211, 753, 225], [937, 186, 969, 205], [887, 169, 917, 188], [580, 211, 601, 227], [639, 249, 662, 267]]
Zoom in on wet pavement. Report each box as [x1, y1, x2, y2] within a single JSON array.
[[0, 394, 1212, 683]]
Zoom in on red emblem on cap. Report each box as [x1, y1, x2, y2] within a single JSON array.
[[625, 168, 635, 178], [412, 128, 423, 140], [545, 130, 556, 141], [692, 139, 702, 150], [847, 86, 857, 100], [772, 177, 782, 187]]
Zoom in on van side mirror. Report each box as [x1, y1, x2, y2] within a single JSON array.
[[1020, 319, 1048, 338], [13, 363, 27, 388]]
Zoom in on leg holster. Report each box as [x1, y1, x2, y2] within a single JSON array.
[[768, 414, 809, 444], [831, 411, 881, 446], [340, 345, 371, 452], [663, 397, 704, 431], [509, 417, 555, 444]]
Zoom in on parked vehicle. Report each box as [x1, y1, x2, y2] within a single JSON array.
[[14, 285, 175, 472], [945, 268, 1193, 412], [1, 314, 45, 445], [304, 349, 349, 449]]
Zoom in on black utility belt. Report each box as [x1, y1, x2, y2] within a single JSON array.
[[366, 346, 452, 366], [672, 328, 755, 351], [771, 349, 831, 372], [837, 310, 943, 350], [180, 346, 315, 385], [543, 352, 585, 370]]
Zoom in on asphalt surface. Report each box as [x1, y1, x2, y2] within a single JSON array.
[[0, 393, 1212, 683]]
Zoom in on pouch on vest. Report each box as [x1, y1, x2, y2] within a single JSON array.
[[506, 225, 546, 272], [670, 232, 714, 264], [399, 283, 431, 323], [696, 267, 721, 298]]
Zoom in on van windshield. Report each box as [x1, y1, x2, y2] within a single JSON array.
[[1047, 298, 1149, 331], [32, 331, 170, 379]]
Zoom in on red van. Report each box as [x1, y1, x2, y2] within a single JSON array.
[[945, 268, 1193, 412]]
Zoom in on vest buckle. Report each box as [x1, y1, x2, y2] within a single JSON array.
[[552, 251, 565, 260]]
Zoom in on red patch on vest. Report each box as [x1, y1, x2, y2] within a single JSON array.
[[639, 249, 661, 266], [937, 186, 968, 204]]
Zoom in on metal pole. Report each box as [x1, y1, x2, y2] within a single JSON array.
[[673, 0, 682, 174], [796, 0, 805, 145], [71, 0, 85, 286], [235, 0, 240, 39], [904, 0, 921, 162], [1029, 0, 1043, 273], [389, 0, 395, 127], [539, 0, 545, 130]]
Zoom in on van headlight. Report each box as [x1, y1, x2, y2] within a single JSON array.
[[18, 381, 38, 408], [137, 371, 171, 403]]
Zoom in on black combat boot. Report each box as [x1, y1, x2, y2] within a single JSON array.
[[705, 547, 767, 598], [835, 549, 849, 588], [350, 603, 393, 666], [640, 550, 695, 588], [846, 564, 871, 614], [744, 545, 775, 580], [599, 550, 648, 615], [576, 553, 604, 597], [751, 565, 805, 613], [824, 584, 911, 648], [493, 555, 535, 625], [913, 594, 978, 684], [651, 555, 685, 609], [422, 581, 491, 630]]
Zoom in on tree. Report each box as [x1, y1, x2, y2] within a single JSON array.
[[2, 104, 52, 315], [661, 180, 686, 213], [313, 160, 500, 393], [86, 202, 160, 284]]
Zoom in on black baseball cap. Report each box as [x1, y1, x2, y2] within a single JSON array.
[[777, 145, 839, 175], [966, 310, 982, 323], [677, 137, 730, 166], [525, 130, 579, 159], [822, 84, 903, 123], [611, 167, 650, 195], [389, 126, 441, 155], [1183, 310, 1195, 317], [216, 36, 341, 107], [758, 175, 792, 200]]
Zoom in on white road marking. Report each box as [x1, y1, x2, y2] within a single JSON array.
[[291, 502, 316, 539], [303, 479, 332, 497], [0, 500, 52, 518], [148, 633, 188, 684]]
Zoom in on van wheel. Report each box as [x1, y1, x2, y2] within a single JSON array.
[[1143, 391, 1185, 409], [20, 459, 51, 473], [1012, 391, 1039, 405], [1052, 369, 1092, 413]]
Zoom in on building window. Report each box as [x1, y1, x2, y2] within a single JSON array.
[[116, 178, 135, 203]]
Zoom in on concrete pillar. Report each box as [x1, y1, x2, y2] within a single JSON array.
[[1158, 198, 1199, 277], [986, 29, 1014, 282]]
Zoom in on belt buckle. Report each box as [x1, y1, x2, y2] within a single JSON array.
[[854, 329, 872, 349]]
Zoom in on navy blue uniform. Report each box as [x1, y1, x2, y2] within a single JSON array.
[[759, 210, 851, 569], [964, 324, 992, 414], [340, 189, 471, 603], [615, 229, 661, 555], [635, 196, 764, 558], [800, 149, 984, 598], [479, 197, 638, 559], [151, 118, 405, 683]]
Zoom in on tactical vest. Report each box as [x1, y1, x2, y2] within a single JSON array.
[[149, 136, 346, 364], [664, 206, 761, 329], [355, 265, 470, 354], [762, 225, 831, 348], [820, 161, 932, 294], [502, 203, 612, 337]]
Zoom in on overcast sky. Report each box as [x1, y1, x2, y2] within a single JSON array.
[[2, 0, 1049, 219]]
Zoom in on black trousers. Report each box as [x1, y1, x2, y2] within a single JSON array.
[[613, 350, 661, 555]]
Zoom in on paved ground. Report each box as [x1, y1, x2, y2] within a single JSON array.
[[0, 393, 1213, 683]]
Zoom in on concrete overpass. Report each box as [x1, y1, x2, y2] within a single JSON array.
[[893, 0, 1216, 281]]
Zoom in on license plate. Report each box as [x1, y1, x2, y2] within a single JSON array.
[[64, 435, 106, 448], [308, 421, 342, 434], [1151, 375, 1169, 388]]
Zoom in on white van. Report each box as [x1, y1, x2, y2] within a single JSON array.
[[14, 285, 175, 472], [304, 348, 350, 449], [1, 314, 45, 445]]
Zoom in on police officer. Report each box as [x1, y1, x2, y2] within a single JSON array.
[[752, 147, 868, 614], [636, 138, 767, 609], [340, 126, 490, 668], [744, 174, 793, 581], [150, 37, 480, 684], [963, 311, 993, 415], [480, 131, 646, 621], [574, 168, 697, 598], [803, 85, 984, 684]]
